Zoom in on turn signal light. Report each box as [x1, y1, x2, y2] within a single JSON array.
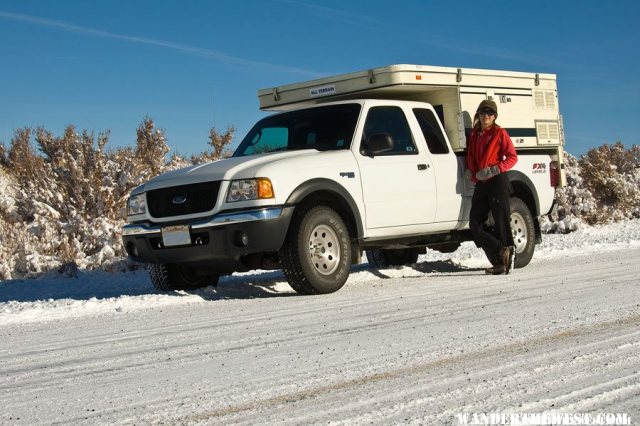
[[257, 178, 274, 199]]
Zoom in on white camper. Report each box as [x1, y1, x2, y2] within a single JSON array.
[[259, 64, 564, 157]]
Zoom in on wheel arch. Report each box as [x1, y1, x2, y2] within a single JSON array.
[[505, 170, 542, 244], [286, 178, 364, 239]]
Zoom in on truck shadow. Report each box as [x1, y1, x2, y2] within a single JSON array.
[[413, 260, 485, 274], [194, 270, 298, 300], [366, 259, 484, 279], [0, 261, 488, 304], [0, 272, 155, 303]]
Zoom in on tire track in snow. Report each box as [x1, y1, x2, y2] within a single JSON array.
[[1, 248, 638, 424], [169, 314, 640, 424]]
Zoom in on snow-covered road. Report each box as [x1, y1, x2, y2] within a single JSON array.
[[1, 223, 639, 424]]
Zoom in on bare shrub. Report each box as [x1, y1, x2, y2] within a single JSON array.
[[134, 116, 170, 178], [192, 125, 235, 164], [543, 143, 640, 232], [0, 117, 173, 278], [541, 152, 598, 233], [579, 142, 640, 223]]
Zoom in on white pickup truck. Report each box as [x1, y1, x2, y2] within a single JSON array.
[[122, 64, 566, 294]]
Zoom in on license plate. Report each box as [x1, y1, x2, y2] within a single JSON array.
[[161, 225, 191, 247]]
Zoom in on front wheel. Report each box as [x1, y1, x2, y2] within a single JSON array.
[[510, 197, 535, 268], [280, 206, 352, 295], [148, 263, 219, 292]]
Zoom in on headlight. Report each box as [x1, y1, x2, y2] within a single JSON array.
[[127, 193, 147, 216], [227, 178, 274, 202]]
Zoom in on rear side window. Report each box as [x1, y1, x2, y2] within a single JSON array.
[[362, 106, 417, 155], [413, 108, 449, 154]]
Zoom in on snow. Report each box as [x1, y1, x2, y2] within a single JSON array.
[[1, 220, 639, 424], [1, 221, 639, 325]]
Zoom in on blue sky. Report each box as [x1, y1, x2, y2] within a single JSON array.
[[0, 0, 638, 157]]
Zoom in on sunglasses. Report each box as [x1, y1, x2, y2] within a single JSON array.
[[478, 109, 496, 116]]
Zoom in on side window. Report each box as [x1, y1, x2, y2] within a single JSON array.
[[413, 108, 449, 154], [362, 106, 417, 155]]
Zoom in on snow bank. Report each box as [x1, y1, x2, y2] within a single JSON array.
[[0, 221, 638, 325]]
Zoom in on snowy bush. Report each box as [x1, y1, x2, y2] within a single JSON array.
[[540, 152, 597, 233], [0, 118, 235, 280], [579, 142, 640, 222], [542, 143, 640, 233]]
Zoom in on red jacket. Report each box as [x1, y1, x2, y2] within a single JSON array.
[[466, 125, 517, 183]]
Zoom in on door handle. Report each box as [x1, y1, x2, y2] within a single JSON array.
[[417, 164, 430, 170]]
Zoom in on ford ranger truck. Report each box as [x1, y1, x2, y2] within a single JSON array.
[[122, 65, 564, 294]]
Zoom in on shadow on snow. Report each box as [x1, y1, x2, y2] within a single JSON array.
[[0, 259, 476, 304]]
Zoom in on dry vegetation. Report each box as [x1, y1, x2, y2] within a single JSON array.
[[0, 118, 234, 279], [543, 143, 640, 233]]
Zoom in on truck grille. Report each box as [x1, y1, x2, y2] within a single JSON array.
[[147, 181, 220, 218]]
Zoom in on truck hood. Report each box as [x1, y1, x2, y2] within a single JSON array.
[[139, 150, 325, 192]]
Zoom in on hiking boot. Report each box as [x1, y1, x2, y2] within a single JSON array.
[[485, 264, 505, 275], [501, 246, 515, 275]]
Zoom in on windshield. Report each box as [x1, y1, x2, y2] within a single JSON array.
[[233, 103, 361, 157]]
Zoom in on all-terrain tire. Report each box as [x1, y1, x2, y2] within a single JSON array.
[[366, 248, 420, 268], [510, 197, 536, 268], [148, 263, 219, 291], [280, 206, 352, 295]]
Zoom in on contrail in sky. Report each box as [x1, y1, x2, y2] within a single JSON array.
[[0, 10, 322, 78]]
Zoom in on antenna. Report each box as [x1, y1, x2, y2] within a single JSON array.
[[212, 93, 216, 128]]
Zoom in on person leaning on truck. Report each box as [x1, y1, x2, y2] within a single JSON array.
[[465, 99, 518, 275]]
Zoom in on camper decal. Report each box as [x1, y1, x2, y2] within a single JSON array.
[[532, 163, 547, 173], [310, 85, 336, 97]]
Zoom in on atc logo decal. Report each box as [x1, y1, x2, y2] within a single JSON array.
[[532, 163, 547, 174]]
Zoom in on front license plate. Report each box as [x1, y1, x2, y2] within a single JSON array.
[[161, 225, 191, 247]]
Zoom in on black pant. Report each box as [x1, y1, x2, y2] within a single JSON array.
[[469, 173, 514, 265]]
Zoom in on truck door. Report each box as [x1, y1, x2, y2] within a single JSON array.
[[411, 107, 465, 224], [355, 104, 437, 229]]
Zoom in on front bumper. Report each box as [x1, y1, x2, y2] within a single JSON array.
[[122, 206, 294, 270]]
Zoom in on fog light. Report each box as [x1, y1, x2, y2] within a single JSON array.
[[126, 242, 139, 258], [235, 231, 249, 247]]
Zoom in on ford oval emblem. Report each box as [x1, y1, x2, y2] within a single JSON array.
[[172, 195, 187, 204]]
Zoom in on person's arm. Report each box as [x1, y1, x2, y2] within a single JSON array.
[[497, 129, 517, 172]]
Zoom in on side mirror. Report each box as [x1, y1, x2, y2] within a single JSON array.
[[362, 133, 393, 156]]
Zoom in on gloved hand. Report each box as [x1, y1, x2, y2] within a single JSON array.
[[475, 165, 500, 181], [464, 169, 472, 180]]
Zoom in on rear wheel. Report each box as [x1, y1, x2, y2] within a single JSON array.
[[510, 197, 535, 268], [148, 263, 219, 291], [280, 206, 352, 294], [366, 248, 420, 268]]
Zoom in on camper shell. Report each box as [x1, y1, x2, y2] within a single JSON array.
[[259, 64, 564, 154]]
